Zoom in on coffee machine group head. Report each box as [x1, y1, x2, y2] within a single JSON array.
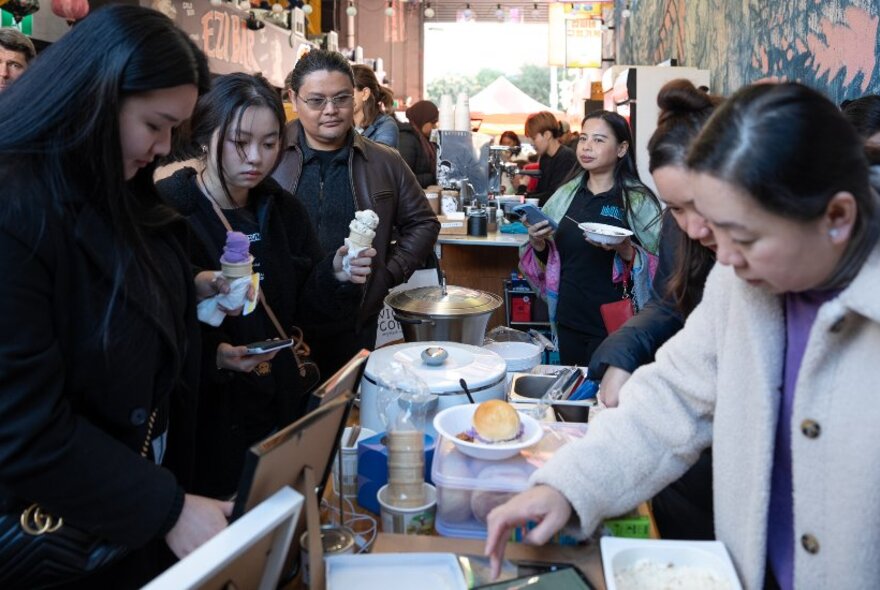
[[487, 144, 521, 197]]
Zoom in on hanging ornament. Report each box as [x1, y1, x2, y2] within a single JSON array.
[[271, 2, 283, 12], [345, 1, 356, 16], [3, 0, 40, 22], [384, 0, 393, 17], [51, 0, 88, 23], [423, 2, 434, 18], [302, 1, 313, 15]]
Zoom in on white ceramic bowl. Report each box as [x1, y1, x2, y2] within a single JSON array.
[[482, 341, 542, 373], [578, 222, 633, 245], [432, 404, 543, 461]]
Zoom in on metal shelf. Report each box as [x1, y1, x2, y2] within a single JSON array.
[[503, 279, 551, 329]]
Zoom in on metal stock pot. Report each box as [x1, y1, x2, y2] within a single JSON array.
[[385, 285, 502, 346]]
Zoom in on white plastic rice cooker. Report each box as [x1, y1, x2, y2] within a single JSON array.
[[360, 341, 507, 438]]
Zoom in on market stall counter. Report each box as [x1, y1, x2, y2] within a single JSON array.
[[436, 231, 528, 331]]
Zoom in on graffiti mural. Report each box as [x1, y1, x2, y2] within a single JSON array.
[[619, 0, 880, 103]]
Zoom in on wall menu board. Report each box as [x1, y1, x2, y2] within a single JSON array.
[[147, 0, 312, 89]]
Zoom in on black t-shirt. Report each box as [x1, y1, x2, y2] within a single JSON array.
[[533, 144, 578, 206], [556, 181, 628, 334]]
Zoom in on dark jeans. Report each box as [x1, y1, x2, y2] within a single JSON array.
[[652, 447, 715, 540], [556, 323, 604, 367]]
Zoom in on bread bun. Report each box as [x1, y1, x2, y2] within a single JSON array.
[[472, 400, 521, 443]]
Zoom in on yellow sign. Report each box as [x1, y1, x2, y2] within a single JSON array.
[[548, 2, 604, 68]]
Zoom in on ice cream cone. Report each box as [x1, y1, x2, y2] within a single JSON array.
[[221, 255, 254, 279], [347, 228, 374, 249]]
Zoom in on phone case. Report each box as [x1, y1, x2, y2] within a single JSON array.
[[512, 204, 558, 230]]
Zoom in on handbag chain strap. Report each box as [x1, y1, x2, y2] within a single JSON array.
[[21, 408, 158, 536], [207, 198, 311, 377], [620, 252, 635, 300]]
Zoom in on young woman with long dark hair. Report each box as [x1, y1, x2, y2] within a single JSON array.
[[157, 73, 374, 498], [519, 110, 662, 365], [0, 6, 234, 586]]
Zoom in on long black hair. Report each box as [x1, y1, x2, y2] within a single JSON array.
[[648, 80, 721, 315], [176, 73, 286, 205], [688, 82, 880, 289], [0, 5, 210, 339]]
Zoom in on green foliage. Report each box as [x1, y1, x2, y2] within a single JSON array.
[[426, 66, 553, 106]]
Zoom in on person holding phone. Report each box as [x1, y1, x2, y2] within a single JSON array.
[[488, 83, 880, 590], [518, 111, 661, 365], [0, 6, 239, 586], [157, 73, 375, 499]]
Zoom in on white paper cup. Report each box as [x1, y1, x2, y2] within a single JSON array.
[[332, 427, 377, 498], [377, 483, 437, 535]]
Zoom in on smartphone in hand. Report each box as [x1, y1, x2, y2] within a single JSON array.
[[244, 339, 293, 355], [512, 204, 559, 230]]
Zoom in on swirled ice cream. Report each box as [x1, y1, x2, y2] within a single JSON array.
[[347, 209, 379, 249]]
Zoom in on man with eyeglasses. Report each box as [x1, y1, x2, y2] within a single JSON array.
[[274, 49, 439, 376]]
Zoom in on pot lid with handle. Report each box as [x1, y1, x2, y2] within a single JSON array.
[[363, 341, 506, 395], [385, 285, 502, 316]]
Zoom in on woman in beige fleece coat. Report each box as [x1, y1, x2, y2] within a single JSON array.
[[486, 83, 880, 590]]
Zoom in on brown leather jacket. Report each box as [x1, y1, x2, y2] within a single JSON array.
[[273, 121, 440, 326]]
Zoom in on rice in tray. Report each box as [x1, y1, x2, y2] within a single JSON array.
[[615, 559, 732, 590]]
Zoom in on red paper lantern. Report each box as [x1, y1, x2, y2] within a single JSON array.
[[51, 0, 88, 22]]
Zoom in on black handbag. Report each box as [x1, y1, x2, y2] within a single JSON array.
[[0, 509, 129, 589], [0, 409, 157, 589]]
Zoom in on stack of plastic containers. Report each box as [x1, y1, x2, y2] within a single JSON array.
[[431, 421, 587, 539]]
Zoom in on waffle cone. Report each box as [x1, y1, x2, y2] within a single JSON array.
[[347, 229, 373, 249], [221, 255, 254, 279]]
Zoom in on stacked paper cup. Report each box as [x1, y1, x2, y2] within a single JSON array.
[[386, 429, 426, 508], [454, 92, 471, 131], [438, 94, 455, 131]]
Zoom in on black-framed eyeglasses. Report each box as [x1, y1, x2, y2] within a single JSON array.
[[296, 94, 354, 111]]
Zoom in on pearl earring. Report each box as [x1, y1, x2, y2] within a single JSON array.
[[829, 228, 840, 239]]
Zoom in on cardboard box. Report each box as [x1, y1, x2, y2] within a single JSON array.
[[438, 214, 467, 235]]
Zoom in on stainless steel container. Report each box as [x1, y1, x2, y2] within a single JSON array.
[[385, 285, 502, 346], [300, 526, 355, 587]]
